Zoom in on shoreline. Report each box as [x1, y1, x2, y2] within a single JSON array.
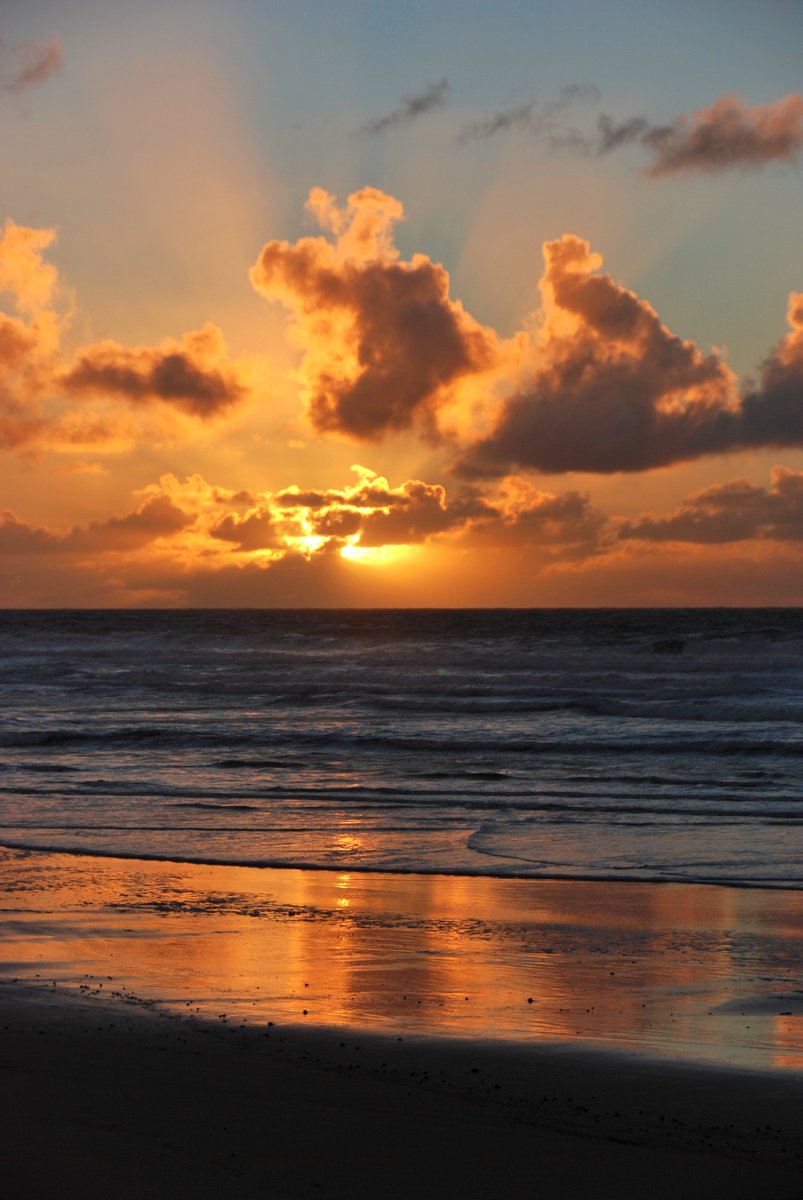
[[4, 845, 803, 1194], [2, 838, 802, 891], [2, 980, 802, 1199], [3, 846, 803, 1073]]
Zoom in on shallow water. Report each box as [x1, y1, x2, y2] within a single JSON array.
[[1, 608, 802, 886], [3, 847, 803, 1072]]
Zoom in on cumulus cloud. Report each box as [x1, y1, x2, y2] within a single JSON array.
[[740, 292, 803, 445], [249, 188, 802, 478], [0, 494, 191, 555], [43, 465, 601, 582], [467, 477, 608, 550], [458, 235, 740, 475], [0, 38, 63, 94], [61, 323, 246, 418], [198, 465, 476, 554], [0, 216, 250, 450], [250, 187, 500, 440], [620, 467, 803, 544], [458, 239, 803, 477], [360, 79, 449, 135], [0, 218, 66, 449]]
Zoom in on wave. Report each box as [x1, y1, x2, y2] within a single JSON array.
[[211, 758, 306, 770], [2, 724, 803, 756], [1, 836, 800, 891]]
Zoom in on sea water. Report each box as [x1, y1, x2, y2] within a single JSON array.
[[1, 608, 802, 888]]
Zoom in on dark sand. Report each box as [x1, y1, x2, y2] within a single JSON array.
[[2, 982, 802, 1200]]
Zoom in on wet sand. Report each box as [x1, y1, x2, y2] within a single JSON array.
[[3, 847, 803, 1196], [4, 847, 803, 1070], [2, 981, 803, 1200]]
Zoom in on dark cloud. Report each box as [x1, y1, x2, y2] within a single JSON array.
[[169, 464, 604, 558], [251, 187, 498, 440], [0, 38, 63, 94], [461, 87, 803, 176], [61, 324, 247, 418], [459, 84, 600, 143], [595, 114, 649, 153], [350, 479, 454, 545], [360, 79, 449, 135], [0, 219, 249, 451], [0, 495, 191, 556], [282, 471, 478, 548], [458, 238, 803, 477], [589, 93, 803, 175], [458, 235, 736, 476], [620, 468, 803, 544], [274, 487, 336, 510], [208, 510, 282, 551], [643, 92, 803, 177], [454, 483, 608, 559]]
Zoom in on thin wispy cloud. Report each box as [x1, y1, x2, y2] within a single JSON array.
[[0, 38, 63, 94], [459, 84, 600, 143], [359, 79, 449, 135], [463, 86, 803, 177]]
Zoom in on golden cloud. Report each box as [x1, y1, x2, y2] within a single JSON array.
[[250, 187, 500, 440], [61, 323, 246, 418]]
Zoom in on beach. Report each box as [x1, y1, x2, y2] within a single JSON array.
[[2, 981, 802, 1200], [3, 848, 803, 1198], [3, 610, 803, 1195]]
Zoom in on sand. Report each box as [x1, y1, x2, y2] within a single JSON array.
[[2, 981, 802, 1200], [3, 848, 803, 1197]]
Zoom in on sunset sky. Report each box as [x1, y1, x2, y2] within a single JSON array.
[[1, 0, 801, 606]]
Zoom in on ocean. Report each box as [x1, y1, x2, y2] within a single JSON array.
[[1, 607, 802, 889]]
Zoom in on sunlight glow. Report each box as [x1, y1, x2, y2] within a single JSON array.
[[340, 537, 406, 566], [285, 534, 328, 557]]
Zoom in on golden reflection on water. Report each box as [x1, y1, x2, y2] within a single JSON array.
[[2, 847, 803, 1072]]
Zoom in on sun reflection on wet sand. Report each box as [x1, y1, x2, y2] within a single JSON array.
[[2, 846, 803, 1072]]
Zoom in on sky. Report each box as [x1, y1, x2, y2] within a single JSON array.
[[0, 0, 801, 606]]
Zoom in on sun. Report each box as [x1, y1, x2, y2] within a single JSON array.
[[340, 537, 410, 566]]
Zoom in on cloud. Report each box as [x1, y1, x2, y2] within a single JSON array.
[[61, 323, 246, 418], [360, 79, 449, 135], [0, 494, 192, 555], [0, 218, 251, 451], [457, 235, 738, 475], [208, 509, 284, 551], [458, 238, 803, 477], [643, 92, 803, 177], [253, 189, 802, 477], [199, 465, 478, 554], [461, 87, 803, 176], [595, 114, 650, 154], [588, 93, 803, 176], [740, 291, 803, 445], [60, 464, 598, 570], [0, 218, 66, 449], [465, 477, 608, 551], [0, 38, 63, 94], [459, 84, 600, 143], [620, 467, 803, 544], [250, 187, 499, 440]]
